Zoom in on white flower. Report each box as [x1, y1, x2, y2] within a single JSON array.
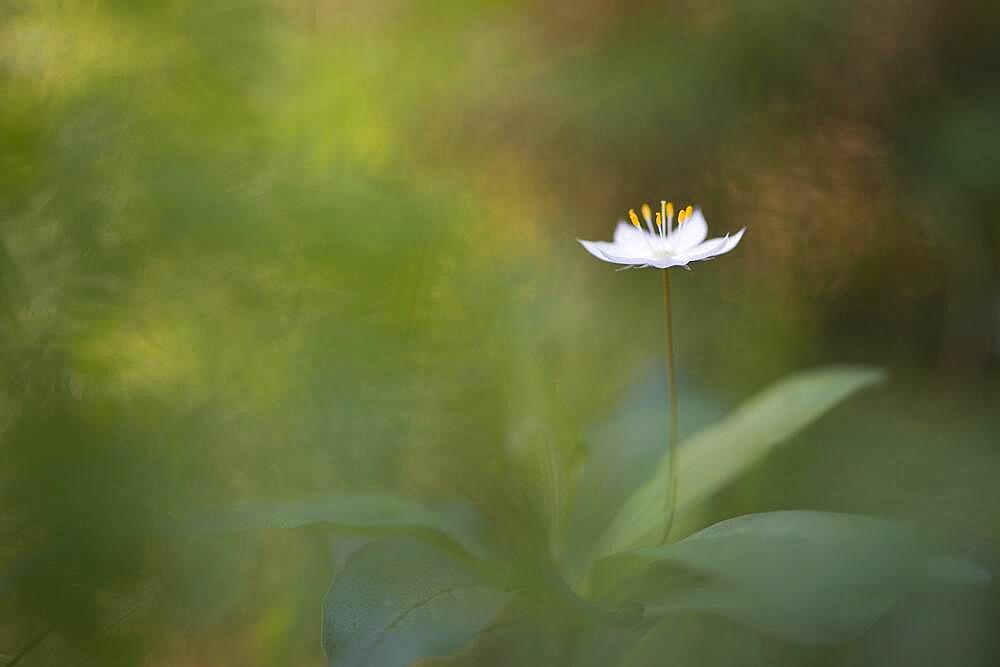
[[579, 201, 745, 269]]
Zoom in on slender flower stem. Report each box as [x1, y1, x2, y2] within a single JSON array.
[[661, 269, 679, 542]]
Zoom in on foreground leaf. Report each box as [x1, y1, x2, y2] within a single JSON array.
[[564, 369, 729, 584], [586, 366, 885, 566], [417, 596, 566, 667], [617, 610, 815, 667], [420, 594, 643, 667], [169, 493, 488, 558], [322, 537, 508, 667], [596, 511, 909, 646]]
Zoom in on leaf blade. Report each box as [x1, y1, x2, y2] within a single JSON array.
[[677, 366, 887, 512], [322, 537, 507, 667], [586, 366, 886, 567], [596, 510, 909, 646], [167, 494, 491, 559]]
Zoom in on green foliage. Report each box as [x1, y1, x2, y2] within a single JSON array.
[[593, 511, 907, 645], [168, 494, 490, 559], [30, 358, 971, 665], [321, 538, 507, 667], [2, 0, 998, 664], [584, 366, 886, 572], [295, 363, 986, 664]]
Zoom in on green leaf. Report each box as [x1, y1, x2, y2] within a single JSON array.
[[564, 369, 729, 584], [168, 494, 489, 558], [674, 366, 887, 513], [925, 556, 992, 586], [504, 553, 643, 627], [616, 610, 814, 667], [322, 537, 508, 667], [595, 511, 910, 646], [586, 366, 885, 567], [419, 594, 642, 667], [416, 593, 570, 667], [416, 614, 563, 667]]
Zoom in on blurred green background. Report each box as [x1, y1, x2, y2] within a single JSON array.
[[1, 0, 998, 665]]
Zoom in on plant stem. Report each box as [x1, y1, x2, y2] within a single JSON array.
[[662, 269, 679, 542]]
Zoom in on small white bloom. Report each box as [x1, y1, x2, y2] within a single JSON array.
[[579, 201, 745, 269]]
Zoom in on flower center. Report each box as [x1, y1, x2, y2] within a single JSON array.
[[628, 200, 695, 243]]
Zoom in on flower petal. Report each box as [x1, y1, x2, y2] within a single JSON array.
[[668, 208, 709, 252], [613, 221, 655, 251], [647, 255, 690, 269], [682, 227, 746, 263], [578, 239, 613, 262], [578, 239, 649, 266]]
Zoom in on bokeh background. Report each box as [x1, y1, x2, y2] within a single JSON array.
[[1, 0, 998, 665]]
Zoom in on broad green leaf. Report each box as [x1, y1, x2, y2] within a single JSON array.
[[564, 369, 729, 584], [616, 610, 813, 667], [595, 511, 909, 646], [676, 366, 886, 513], [168, 494, 489, 558], [586, 366, 885, 566], [504, 553, 643, 627], [419, 594, 642, 667], [417, 594, 568, 667], [322, 537, 508, 667], [925, 555, 992, 585], [416, 614, 562, 667]]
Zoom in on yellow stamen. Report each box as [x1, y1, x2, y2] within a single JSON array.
[[678, 208, 687, 224], [665, 201, 674, 220], [685, 205, 693, 219], [641, 203, 652, 224], [628, 208, 641, 228], [655, 211, 663, 228]]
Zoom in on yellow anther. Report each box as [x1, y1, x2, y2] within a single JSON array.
[[665, 201, 674, 220], [628, 208, 641, 228], [655, 211, 663, 228], [685, 205, 693, 218], [678, 208, 687, 224], [641, 203, 652, 224]]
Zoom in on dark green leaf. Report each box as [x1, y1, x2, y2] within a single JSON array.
[[596, 511, 910, 646], [564, 368, 729, 584], [925, 556, 992, 586], [586, 367, 886, 566], [322, 537, 507, 667], [616, 611, 815, 667], [416, 597, 565, 667]]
